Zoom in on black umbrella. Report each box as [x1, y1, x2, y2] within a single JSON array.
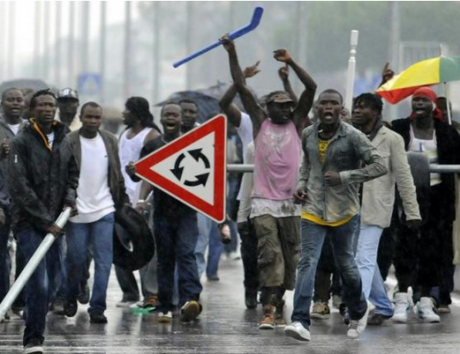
[[157, 81, 258, 123], [157, 90, 221, 124]]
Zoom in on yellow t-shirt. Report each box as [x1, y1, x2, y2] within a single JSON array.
[[318, 139, 330, 165], [301, 139, 352, 227], [302, 212, 353, 227]]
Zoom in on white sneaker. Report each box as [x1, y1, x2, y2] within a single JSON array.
[[347, 304, 369, 339], [158, 311, 173, 323], [129, 301, 144, 309], [393, 292, 410, 323], [285, 321, 311, 341], [415, 297, 440, 323]]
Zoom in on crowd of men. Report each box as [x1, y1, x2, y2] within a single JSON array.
[[0, 36, 460, 354]]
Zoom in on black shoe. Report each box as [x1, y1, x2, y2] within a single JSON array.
[[245, 290, 257, 309], [78, 284, 90, 305], [90, 310, 107, 324], [367, 313, 392, 325], [64, 299, 78, 318], [180, 301, 202, 322], [24, 338, 43, 354], [207, 274, 220, 281], [51, 298, 65, 315]]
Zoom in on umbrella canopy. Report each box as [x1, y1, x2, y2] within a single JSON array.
[[377, 56, 460, 104], [157, 81, 258, 124], [157, 90, 221, 124]]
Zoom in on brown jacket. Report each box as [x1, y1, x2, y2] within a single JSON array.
[[67, 129, 129, 209]]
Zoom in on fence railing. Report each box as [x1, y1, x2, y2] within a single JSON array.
[[227, 164, 460, 173]]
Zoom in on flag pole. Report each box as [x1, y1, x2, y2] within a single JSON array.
[[0, 208, 72, 321], [440, 44, 452, 125], [345, 30, 359, 112], [443, 82, 452, 125]]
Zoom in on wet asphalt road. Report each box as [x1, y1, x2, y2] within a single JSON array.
[[1, 256, 460, 354]]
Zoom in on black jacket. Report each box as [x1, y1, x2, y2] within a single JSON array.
[[67, 129, 129, 209], [7, 121, 79, 233], [391, 117, 460, 222]]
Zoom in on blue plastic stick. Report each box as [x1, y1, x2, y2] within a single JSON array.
[[173, 6, 264, 68]]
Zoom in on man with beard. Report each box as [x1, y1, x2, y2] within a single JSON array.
[[222, 37, 316, 330]]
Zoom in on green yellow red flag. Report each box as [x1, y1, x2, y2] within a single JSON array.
[[377, 56, 460, 104]]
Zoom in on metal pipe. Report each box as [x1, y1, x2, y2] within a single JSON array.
[[43, 2, 50, 80], [0, 208, 72, 321], [99, 2, 106, 104], [68, 2, 75, 86], [55, 2, 62, 86], [80, 2, 90, 75], [123, 2, 131, 99], [7, 2, 15, 78], [345, 30, 359, 112], [227, 164, 460, 174], [429, 164, 460, 173], [152, 1, 160, 104]]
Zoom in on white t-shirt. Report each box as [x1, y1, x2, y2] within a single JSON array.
[[7, 123, 20, 135], [47, 132, 55, 149], [235, 112, 254, 164], [119, 127, 153, 204], [70, 133, 115, 223], [235, 112, 254, 201], [409, 125, 441, 186]]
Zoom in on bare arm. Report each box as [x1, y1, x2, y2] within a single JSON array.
[[274, 49, 317, 136], [379, 62, 395, 87], [135, 180, 154, 213], [219, 61, 261, 128], [219, 85, 242, 127], [222, 37, 266, 140], [144, 129, 161, 145], [278, 64, 298, 103]]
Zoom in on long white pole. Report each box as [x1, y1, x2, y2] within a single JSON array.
[[345, 30, 359, 111], [0, 208, 72, 321]]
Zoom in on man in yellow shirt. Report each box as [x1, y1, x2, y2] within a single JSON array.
[[285, 89, 387, 341]]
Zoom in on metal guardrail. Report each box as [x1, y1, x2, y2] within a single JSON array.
[[227, 164, 460, 173]]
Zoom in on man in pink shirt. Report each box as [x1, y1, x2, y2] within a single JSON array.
[[222, 37, 316, 329]]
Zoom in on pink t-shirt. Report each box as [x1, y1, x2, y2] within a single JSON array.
[[252, 119, 301, 200]]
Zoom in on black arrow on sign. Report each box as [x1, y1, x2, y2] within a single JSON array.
[[170, 153, 186, 181], [188, 148, 210, 168], [184, 173, 210, 187]]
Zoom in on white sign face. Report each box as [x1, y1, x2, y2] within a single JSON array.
[[150, 133, 215, 204], [134, 114, 227, 223]]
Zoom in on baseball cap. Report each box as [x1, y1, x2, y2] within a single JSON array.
[[266, 91, 294, 104], [57, 87, 79, 100]]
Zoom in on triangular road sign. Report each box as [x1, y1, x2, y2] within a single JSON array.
[[134, 114, 227, 223]]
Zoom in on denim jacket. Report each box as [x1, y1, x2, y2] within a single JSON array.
[[297, 121, 387, 223]]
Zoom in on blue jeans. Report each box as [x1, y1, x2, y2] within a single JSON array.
[[291, 216, 367, 329], [66, 213, 114, 313], [155, 211, 202, 312], [0, 210, 11, 303], [17, 227, 63, 346], [194, 214, 223, 278], [355, 224, 394, 317]]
